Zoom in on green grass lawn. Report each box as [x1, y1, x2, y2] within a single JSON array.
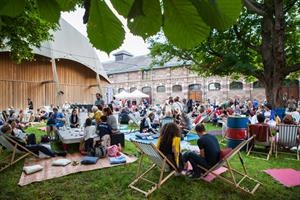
[[0, 124, 300, 200]]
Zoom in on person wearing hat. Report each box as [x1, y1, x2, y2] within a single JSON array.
[[27, 98, 33, 110]]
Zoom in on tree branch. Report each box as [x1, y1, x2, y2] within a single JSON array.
[[233, 25, 260, 52], [244, 0, 266, 16], [286, 63, 300, 74], [284, 0, 298, 13]]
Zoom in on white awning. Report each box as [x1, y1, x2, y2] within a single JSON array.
[[114, 90, 131, 99], [129, 89, 149, 98]]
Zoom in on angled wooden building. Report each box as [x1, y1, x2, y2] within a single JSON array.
[[0, 18, 109, 110]]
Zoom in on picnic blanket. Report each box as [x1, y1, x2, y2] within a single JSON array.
[[124, 132, 199, 144], [18, 153, 137, 186], [264, 168, 300, 187]]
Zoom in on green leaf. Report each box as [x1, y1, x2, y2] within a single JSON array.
[[37, 0, 61, 23], [0, 0, 25, 17], [163, 0, 210, 49], [128, 0, 144, 19], [87, 0, 125, 54], [56, 0, 78, 11], [190, 0, 242, 30], [110, 0, 134, 17], [128, 0, 162, 39]]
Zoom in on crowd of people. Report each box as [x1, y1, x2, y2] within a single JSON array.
[[1, 93, 300, 178]]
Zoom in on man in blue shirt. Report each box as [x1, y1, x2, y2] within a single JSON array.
[[183, 123, 220, 179], [46, 107, 65, 139]]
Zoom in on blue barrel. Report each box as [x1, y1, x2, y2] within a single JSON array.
[[226, 116, 248, 149], [275, 108, 285, 121], [227, 116, 248, 129]]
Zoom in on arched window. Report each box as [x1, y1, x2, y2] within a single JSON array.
[[188, 84, 201, 91], [208, 83, 221, 91], [118, 88, 125, 93], [157, 86, 166, 93], [229, 81, 243, 90], [142, 86, 151, 94], [253, 81, 264, 89], [130, 87, 137, 92], [172, 85, 182, 92]]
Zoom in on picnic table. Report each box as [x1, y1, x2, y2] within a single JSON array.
[[58, 128, 99, 151]]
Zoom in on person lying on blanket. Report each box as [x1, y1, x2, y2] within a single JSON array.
[[0, 123, 65, 157], [182, 123, 220, 180], [157, 122, 183, 171]]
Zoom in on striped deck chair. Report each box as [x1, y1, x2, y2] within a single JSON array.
[[197, 136, 262, 195], [247, 124, 274, 160], [0, 132, 38, 172], [129, 139, 178, 197], [128, 113, 140, 132], [276, 124, 299, 160]]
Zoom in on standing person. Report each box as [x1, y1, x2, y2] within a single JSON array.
[[95, 93, 105, 107], [27, 98, 33, 110], [183, 123, 220, 179], [187, 99, 193, 113], [157, 122, 182, 171]]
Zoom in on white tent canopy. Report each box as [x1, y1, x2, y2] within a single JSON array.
[[129, 89, 149, 98], [114, 90, 131, 99]]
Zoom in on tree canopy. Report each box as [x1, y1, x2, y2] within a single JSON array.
[[149, 1, 300, 107], [0, 0, 242, 62]]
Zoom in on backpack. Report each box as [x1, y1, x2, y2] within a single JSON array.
[[88, 144, 107, 158]]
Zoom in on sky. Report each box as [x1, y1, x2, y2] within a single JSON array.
[[61, 6, 150, 63]]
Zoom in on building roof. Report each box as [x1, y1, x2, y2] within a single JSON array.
[[103, 54, 192, 75], [1, 18, 109, 82], [112, 50, 133, 57]]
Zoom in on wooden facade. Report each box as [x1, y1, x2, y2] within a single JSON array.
[[0, 52, 109, 110]]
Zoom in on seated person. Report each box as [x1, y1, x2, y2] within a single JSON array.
[[160, 111, 174, 128], [81, 118, 96, 153], [69, 109, 80, 128], [96, 116, 112, 147], [46, 108, 66, 139], [7, 119, 26, 140], [1, 124, 61, 157], [139, 112, 158, 134], [91, 105, 103, 125], [157, 122, 182, 171], [182, 123, 220, 179], [103, 107, 119, 134]]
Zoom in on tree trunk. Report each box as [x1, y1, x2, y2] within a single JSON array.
[[260, 1, 286, 109], [264, 78, 284, 108]]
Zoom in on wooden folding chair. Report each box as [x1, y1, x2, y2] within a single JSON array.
[[198, 136, 262, 195], [276, 124, 299, 160], [128, 113, 140, 132], [247, 124, 274, 160], [0, 133, 38, 172], [129, 139, 178, 197]]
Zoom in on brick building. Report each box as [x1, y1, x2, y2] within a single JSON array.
[[103, 51, 299, 105]]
